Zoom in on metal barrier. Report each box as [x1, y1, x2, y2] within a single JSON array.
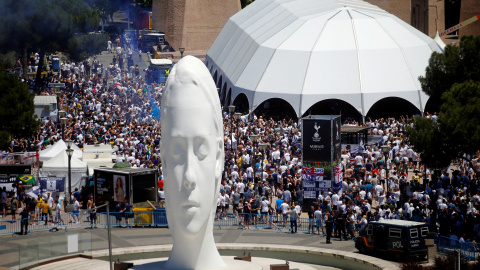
[[96, 212, 134, 228], [437, 235, 479, 260], [214, 213, 250, 229]]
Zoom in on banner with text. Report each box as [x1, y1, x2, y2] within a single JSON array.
[[39, 177, 65, 192]]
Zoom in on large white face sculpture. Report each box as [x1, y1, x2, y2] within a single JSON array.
[[160, 55, 225, 269]]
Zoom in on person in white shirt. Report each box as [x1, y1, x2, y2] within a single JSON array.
[[281, 201, 289, 227], [374, 184, 383, 198], [71, 197, 81, 224], [314, 207, 324, 235], [331, 193, 339, 210], [261, 197, 270, 224]]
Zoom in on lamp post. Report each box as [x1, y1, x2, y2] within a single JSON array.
[[234, 112, 242, 143], [250, 134, 258, 147], [66, 148, 73, 206], [65, 139, 73, 149], [55, 90, 62, 127], [381, 144, 390, 193], [258, 143, 268, 181], [228, 105, 236, 148], [60, 117, 67, 141], [179, 47, 185, 58]]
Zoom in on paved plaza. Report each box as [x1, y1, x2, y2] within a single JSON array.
[[0, 223, 362, 269]]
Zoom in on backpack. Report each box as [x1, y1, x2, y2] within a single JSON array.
[[11, 199, 17, 211]]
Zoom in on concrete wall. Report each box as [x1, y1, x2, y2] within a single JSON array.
[[151, 0, 241, 52]]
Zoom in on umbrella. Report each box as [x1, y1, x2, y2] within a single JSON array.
[[113, 162, 131, 168], [18, 174, 35, 184]]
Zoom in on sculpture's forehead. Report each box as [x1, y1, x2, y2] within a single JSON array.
[[162, 106, 217, 137], [163, 82, 212, 108]]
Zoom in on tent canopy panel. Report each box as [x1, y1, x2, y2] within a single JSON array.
[[352, 12, 399, 50], [359, 49, 418, 93], [300, 93, 363, 117], [252, 92, 301, 117], [303, 50, 361, 95], [376, 17, 429, 48], [363, 91, 421, 115], [255, 49, 310, 95], [279, 13, 331, 51], [235, 46, 277, 91], [314, 14, 357, 51]]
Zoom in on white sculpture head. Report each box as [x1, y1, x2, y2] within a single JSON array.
[[160, 55, 225, 269]]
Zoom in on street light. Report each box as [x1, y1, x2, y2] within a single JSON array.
[[258, 143, 268, 181], [234, 112, 242, 141], [60, 117, 67, 141], [65, 139, 73, 149], [250, 134, 258, 144], [228, 105, 235, 114], [179, 47, 185, 58], [66, 148, 74, 205], [381, 144, 390, 193]]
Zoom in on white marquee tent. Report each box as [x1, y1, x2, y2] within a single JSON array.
[[39, 150, 88, 192], [39, 139, 83, 162], [206, 0, 445, 117]]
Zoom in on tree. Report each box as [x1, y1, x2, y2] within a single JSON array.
[[419, 35, 480, 112], [0, 66, 40, 150], [407, 117, 453, 169], [439, 80, 480, 157], [409, 36, 480, 172], [0, 0, 100, 90], [241, 0, 255, 8]]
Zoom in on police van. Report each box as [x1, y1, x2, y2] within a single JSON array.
[[355, 219, 429, 259]]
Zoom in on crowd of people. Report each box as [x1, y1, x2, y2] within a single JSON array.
[[1, 43, 480, 249]]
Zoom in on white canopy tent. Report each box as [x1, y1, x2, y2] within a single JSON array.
[[206, 0, 444, 117], [39, 150, 88, 192], [39, 139, 83, 162]]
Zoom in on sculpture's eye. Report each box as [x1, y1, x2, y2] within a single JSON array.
[[195, 138, 209, 161], [171, 140, 185, 161]]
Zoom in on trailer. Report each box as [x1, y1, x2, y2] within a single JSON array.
[[93, 168, 158, 210]]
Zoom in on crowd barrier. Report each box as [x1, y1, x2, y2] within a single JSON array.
[[436, 235, 479, 260], [0, 211, 357, 237]]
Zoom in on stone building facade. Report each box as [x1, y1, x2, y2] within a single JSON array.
[[365, 0, 480, 44], [152, 0, 241, 52]]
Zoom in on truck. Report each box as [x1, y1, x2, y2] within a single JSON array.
[[93, 168, 158, 210], [355, 219, 429, 260]]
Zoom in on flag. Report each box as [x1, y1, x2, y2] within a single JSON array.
[[18, 174, 35, 184]]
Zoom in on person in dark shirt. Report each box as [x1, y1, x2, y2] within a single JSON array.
[[20, 207, 30, 235], [325, 211, 333, 244], [308, 205, 315, 234], [28, 199, 37, 225], [115, 202, 122, 227], [123, 199, 134, 227]]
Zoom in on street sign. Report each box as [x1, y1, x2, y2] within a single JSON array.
[[48, 83, 65, 88]]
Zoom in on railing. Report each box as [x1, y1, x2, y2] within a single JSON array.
[[0, 211, 363, 238], [19, 230, 92, 269], [436, 234, 479, 260]]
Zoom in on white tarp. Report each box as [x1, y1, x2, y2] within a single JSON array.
[[40, 150, 88, 192], [39, 139, 83, 162], [206, 0, 443, 117]]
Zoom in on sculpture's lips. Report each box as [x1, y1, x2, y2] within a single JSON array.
[[182, 201, 200, 213]]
